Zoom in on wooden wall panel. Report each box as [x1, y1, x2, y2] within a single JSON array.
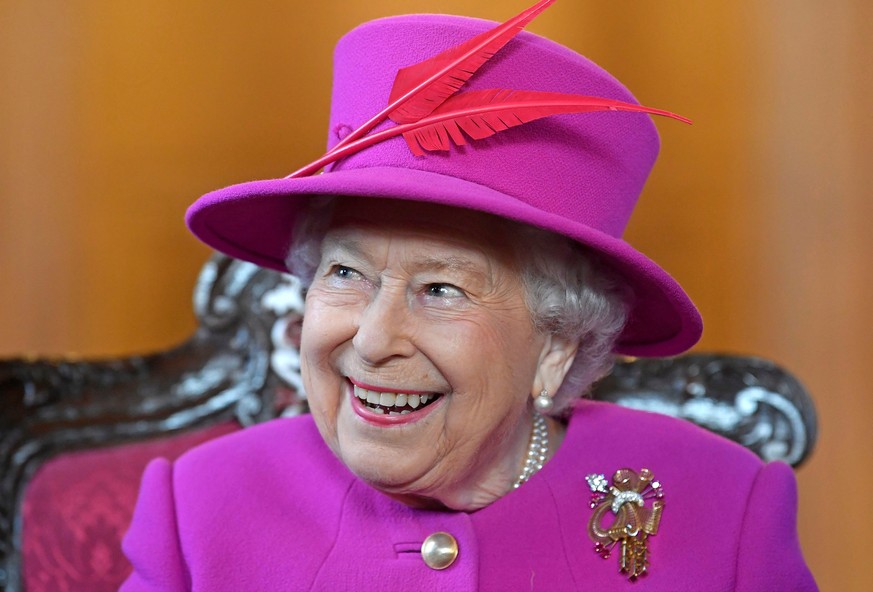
[[1, 2, 87, 354], [2, 1, 869, 588], [746, 3, 872, 589]]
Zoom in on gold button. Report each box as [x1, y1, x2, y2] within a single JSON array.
[[421, 532, 459, 570]]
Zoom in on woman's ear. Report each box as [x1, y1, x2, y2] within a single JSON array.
[[532, 334, 579, 397]]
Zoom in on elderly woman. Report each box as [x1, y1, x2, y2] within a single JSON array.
[[121, 2, 816, 590]]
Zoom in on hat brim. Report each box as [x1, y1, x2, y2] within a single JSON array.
[[187, 166, 702, 357]]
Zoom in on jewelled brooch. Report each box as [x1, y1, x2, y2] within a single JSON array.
[[586, 468, 664, 580]]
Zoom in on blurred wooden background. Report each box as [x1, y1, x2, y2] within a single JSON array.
[[1, 1, 870, 589]]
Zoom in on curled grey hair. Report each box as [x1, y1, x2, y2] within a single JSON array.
[[285, 197, 629, 416], [512, 227, 629, 414]]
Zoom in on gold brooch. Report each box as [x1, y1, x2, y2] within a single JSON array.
[[586, 468, 664, 580]]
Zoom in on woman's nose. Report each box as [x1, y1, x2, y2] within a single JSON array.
[[352, 287, 416, 364]]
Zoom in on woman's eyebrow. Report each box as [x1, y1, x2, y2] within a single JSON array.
[[320, 235, 366, 259], [321, 235, 491, 281], [416, 255, 491, 282], [416, 255, 489, 278]]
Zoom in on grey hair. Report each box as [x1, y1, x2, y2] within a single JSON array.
[[285, 196, 336, 282], [511, 226, 629, 414], [285, 198, 629, 416]]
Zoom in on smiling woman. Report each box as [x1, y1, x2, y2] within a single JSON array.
[[119, 2, 816, 590], [299, 200, 580, 511]]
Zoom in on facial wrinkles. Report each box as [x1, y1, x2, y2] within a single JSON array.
[[398, 390, 528, 505], [327, 225, 524, 366], [368, 228, 532, 386], [304, 204, 549, 507], [411, 265, 532, 404], [338, 236, 530, 382], [421, 306, 535, 495], [371, 232, 495, 295]]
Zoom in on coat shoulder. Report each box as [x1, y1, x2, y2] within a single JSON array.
[[174, 414, 343, 483], [168, 415, 353, 527]]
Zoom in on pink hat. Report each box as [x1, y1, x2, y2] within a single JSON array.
[[186, 5, 702, 357]]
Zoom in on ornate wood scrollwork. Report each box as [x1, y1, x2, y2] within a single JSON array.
[[593, 355, 817, 467]]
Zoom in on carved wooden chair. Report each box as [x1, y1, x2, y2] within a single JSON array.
[[0, 254, 818, 592]]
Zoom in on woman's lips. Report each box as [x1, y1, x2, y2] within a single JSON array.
[[348, 378, 436, 396], [348, 380, 444, 425], [354, 385, 440, 414]]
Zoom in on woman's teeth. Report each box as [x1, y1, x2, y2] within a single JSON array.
[[354, 385, 440, 415]]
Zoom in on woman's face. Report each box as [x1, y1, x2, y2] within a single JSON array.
[[300, 199, 564, 510]]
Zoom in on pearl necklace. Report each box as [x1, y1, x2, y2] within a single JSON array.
[[513, 413, 549, 489]]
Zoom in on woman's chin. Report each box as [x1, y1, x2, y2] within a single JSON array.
[[356, 474, 460, 511], [337, 449, 504, 511], [328, 390, 447, 487], [339, 448, 435, 493], [367, 478, 502, 512]]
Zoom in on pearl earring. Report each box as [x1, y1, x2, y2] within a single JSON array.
[[534, 389, 553, 414]]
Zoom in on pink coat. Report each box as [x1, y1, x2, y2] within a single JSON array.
[[120, 401, 817, 591]]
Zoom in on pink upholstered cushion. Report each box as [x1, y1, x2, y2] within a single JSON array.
[[21, 422, 239, 592]]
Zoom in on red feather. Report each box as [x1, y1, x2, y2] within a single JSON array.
[[287, 90, 690, 177], [329, 0, 556, 153], [388, 0, 556, 124], [401, 89, 692, 156]]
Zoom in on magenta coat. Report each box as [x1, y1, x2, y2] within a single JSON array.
[[120, 401, 816, 591]]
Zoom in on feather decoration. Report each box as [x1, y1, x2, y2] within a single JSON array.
[[388, 0, 556, 123], [286, 91, 690, 177], [401, 89, 692, 156], [329, 0, 556, 153]]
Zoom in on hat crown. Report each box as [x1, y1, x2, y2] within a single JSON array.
[[185, 12, 701, 357], [326, 14, 660, 239]]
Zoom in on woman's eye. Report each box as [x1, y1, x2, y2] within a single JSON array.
[[330, 265, 362, 281], [425, 283, 465, 299]]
